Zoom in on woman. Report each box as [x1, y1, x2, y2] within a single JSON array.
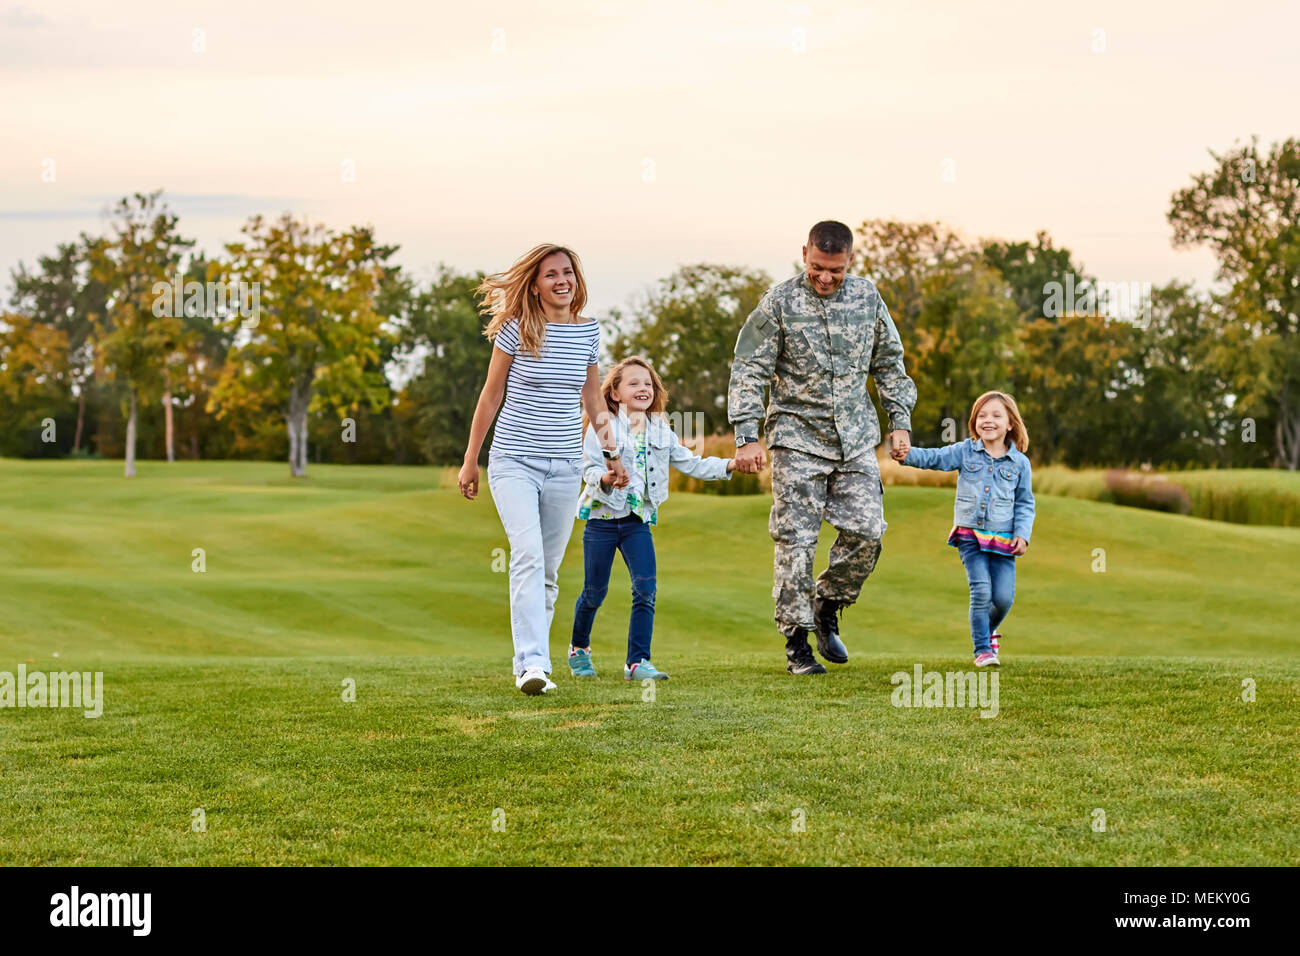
[[457, 244, 626, 695]]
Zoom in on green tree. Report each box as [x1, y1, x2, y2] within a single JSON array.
[[162, 254, 239, 460], [210, 214, 395, 477], [608, 264, 772, 435], [396, 267, 492, 464], [852, 220, 1019, 443], [9, 238, 112, 453], [87, 192, 195, 477], [0, 313, 72, 456], [1018, 313, 1142, 466], [1135, 283, 1247, 467], [1168, 136, 1300, 469], [983, 230, 1092, 321]]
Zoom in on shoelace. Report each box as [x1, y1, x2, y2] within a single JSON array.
[[818, 602, 844, 630]]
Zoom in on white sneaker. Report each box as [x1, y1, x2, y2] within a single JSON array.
[[516, 667, 549, 695]]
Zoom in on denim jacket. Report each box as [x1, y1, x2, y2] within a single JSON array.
[[903, 438, 1036, 541], [578, 410, 731, 516]]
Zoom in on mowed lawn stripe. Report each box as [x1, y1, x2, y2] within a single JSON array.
[[0, 655, 1295, 866]]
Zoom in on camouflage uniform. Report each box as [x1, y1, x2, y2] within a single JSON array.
[[728, 272, 917, 637]]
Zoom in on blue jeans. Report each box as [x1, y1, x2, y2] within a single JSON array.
[[487, 454, 583, 676], [956, 538, 1016, 655], [571, 515, 657, 666]]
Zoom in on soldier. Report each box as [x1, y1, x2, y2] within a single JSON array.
[[728, 221, 917, 675]]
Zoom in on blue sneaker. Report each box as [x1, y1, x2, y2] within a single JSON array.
[[568, 646, 597, 677], [624, 659, 668, 681]]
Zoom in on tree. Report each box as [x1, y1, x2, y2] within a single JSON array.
[[8, 238, 111, 453], [1018, 313, 1142, 466], [852, 221, 1019, 443], [164, 254, 239, 460], [983, 230, 1092, 321], [1134, 283, 1249, 467], [0, 313, 72, 455], [852, 220, 970, 343], [607, 264, 772, 435], [1168, 136, 1300, 469], [395, 267, 493, 464], [210, 214, 396, 477], [87, 192, 195, 477]]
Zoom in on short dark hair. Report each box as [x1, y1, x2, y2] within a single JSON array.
[[807, 220, 853, 256]]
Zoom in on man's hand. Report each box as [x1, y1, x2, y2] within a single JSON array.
[[1011, 537, 1028, 556], [888, 429, 911, 461], [734, 441, 766, 474]]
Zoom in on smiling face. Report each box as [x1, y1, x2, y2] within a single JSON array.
[[802, 244, 851, 297], [612, 364, 655, 413], [530, 251, 576, 314], [974, 398, 1011, 446]]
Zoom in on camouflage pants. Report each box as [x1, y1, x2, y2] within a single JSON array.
[[769, 447, 886, 638]]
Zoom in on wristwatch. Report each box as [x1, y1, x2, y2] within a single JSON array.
[[602, 447, 621, 460], [735, 435, 758, 448]]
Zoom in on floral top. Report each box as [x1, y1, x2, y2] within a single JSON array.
[[577, 429, 659, 526]]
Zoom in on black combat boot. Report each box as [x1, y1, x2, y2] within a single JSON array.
[[813, 596, 849, 664], [785, 628, 827, 675]]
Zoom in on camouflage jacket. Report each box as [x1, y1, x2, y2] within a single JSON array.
[[728, 272, 917, 460]]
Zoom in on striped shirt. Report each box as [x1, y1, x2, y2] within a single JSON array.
[[948, 525, 1018, 557], [489, 317, 600, 459]]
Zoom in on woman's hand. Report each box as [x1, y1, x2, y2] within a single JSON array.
[[1011, 537, 1028, 555], [458, 348, 511, 501], [457, 461, 480, 500]]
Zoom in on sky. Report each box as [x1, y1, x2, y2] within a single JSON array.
[[2, 0, 1297, 315]]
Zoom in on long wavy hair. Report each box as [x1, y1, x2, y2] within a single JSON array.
[[581, 356, 670, 434], [968, 390, 1030, 452], [478, 244, 588, 358]]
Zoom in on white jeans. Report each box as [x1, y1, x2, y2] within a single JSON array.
[[488, 453, 582, 676]]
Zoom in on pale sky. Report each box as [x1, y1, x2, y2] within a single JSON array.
[[3, 0, 1296, 316]]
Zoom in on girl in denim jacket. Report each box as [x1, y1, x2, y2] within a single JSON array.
[[902, 391, 1036, 667], [570, 356, 736, 682]]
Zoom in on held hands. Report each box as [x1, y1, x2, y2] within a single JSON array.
[[1011, 537, 1028, 556], [733, 441, 767, 474], [457, 461, 479, 500], [604, 455, 630, 489], [888, 429, 911, 461]]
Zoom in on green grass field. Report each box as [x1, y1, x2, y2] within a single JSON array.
[[1, 458, 1297, 865]]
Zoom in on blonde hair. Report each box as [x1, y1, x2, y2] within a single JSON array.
[[968, 391, 1030, 452], [582, 356, 669, 433], [478, 244, 588, 358]]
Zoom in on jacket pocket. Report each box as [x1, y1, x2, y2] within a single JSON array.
[[794, 322, 833, 371], [989, 496, 1014, 523]]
